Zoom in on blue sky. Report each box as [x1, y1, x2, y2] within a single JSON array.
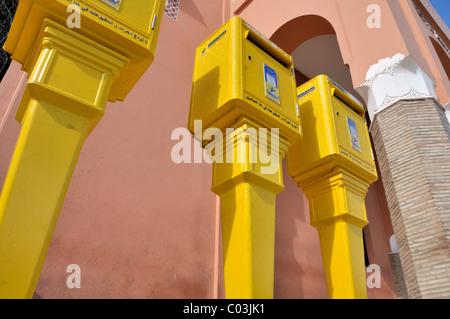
[[429, 0, 450, 28]]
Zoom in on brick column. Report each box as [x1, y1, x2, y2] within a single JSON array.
[[388, 235, 408, 299], [357, 54, 450, 298]]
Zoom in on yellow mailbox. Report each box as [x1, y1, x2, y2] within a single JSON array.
[[188, 16, 301, 299], [188, 16, 301, 145], [287, 75, 377, 299], [0, 0, 165, 298], [4, 0, 165, 102], [287, 74, 377, 184]]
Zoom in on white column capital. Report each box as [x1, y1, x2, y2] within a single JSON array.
[[356, 54, 437, 120]]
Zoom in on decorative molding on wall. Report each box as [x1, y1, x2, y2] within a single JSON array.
[[0, 0, 17, 82], [232, 0, 254, 15], [414, 0, 450, 55], [417, 0, 450, 42], [356, 54, 437, 120], [164, 0, 180, 21]]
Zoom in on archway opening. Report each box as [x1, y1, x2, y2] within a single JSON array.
[[270, 15, 362, 103]]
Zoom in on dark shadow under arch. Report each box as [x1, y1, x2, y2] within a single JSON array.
[[270, 15, 336, 55], [270, 15, 339, 87]]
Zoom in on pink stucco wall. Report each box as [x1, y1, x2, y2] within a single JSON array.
[[1, 0, 448, 298]]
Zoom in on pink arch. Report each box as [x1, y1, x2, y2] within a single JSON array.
[[269, 15, 337, 55]]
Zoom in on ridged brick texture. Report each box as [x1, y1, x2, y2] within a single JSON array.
[[388, 252, 408, 298], [370, 98, 450, 299]]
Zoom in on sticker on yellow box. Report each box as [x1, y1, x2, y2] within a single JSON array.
[[264, 63, 280, 104], [98, 0, 122, 11], [347, 116, 361, 152]]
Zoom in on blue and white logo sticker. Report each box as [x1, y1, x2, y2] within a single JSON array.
[[347, 116, 361, 152], [264, 63, 280, 104], [98, 0, 122, 11], [298, 86, 316, 99], [208, 29, 227, 49]]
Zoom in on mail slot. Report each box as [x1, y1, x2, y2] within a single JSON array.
[[188, 16, 301, 145], [287, 75, 377, 184], [4, 0, 165, 101]]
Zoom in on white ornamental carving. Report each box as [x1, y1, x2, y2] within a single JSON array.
[[356, 54, 437, 120]]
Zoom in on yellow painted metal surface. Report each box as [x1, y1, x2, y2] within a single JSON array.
[[4, 0, 165, 101], [188, 16, 301, 146], [287, 75, 377, 299], [211, 119, 288, 299], [0, 0, 164, 298], [287, 75, 377, 185], [188, 17, 301, 299], [0, 101, 89, 298], [0, 16, 129, 298], [301, 168, 370, 299]]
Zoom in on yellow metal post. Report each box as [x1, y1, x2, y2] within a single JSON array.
[[188, 17, 302, 299], [301, 169, 371, 298], [211, 118, 289, 298], [287, 75, 378, 299], [0, 19, 128, 299], [0, 0, 165, 298]]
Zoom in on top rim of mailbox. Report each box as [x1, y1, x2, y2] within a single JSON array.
[[4, 0, 166, 102], [197, 16, 292, 63], [6, 0, 164, 54], [298, 75, 365, 115]]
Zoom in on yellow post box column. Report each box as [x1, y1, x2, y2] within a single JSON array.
[[0, 0, 165, 298], [188, 17, 302, 299], [287, 75, 378, 299], [301, 168, 371, 299], [211, 118, 289, 298], [0, 21, 128, 298]]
